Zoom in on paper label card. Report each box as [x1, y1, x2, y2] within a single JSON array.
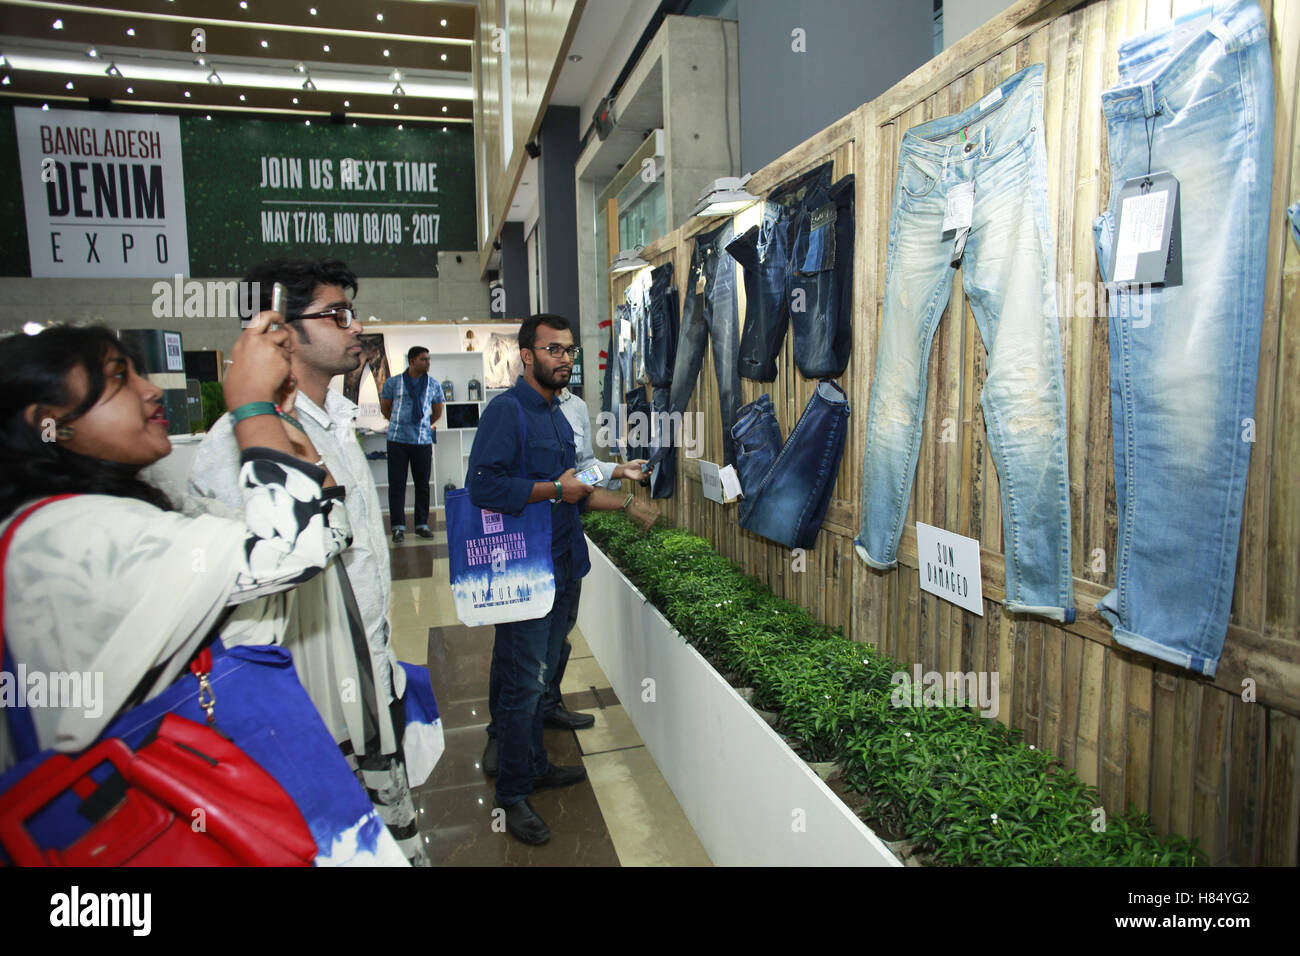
[[942, 182, 975, 235], [718, 464, 742, 501], [916, 521, 984, 616], [698, 460, 740, 504], [1110, 171, 1181, 288], [979, 88, 1003, 112]]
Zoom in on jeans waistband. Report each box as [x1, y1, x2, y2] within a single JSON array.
[[899, 64, 1043, 164], [692, 219, 732, 255], [1103, 0, 1266, 118]]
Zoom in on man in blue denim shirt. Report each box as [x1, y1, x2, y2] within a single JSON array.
[[467, 314, 645, 845], [380, 346, 444, 542]]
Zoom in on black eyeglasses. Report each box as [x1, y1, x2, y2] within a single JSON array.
[[531, 344, 581, 359], [294, 307, 357, 329]]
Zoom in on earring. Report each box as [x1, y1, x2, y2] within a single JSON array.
[[55, 424, 74, 441]]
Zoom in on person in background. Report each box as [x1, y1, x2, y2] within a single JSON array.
[[380, 346, 444, 543], [481, 387, 656, 776], [189, 258, 430, 866], [467, 313, 658, 846]]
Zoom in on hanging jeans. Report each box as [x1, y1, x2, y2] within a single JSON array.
[[650, 219, 740, 492], [788, 172, 855, 379], [735, 380, 850, 550], [1092, 0, 1272, 677], [854, 63, 1076, 624], [646, 262, 679, 387]]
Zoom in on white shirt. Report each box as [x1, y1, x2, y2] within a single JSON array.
[[558, 389, 620, 489], [189, 390, 405, 702]]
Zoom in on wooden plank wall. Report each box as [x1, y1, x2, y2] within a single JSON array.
[[608, 0, 1299, 866]]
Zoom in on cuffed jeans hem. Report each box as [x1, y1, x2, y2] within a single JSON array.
[[1004, 601, 1076, 624], [1109, 625, 1217, 678], [853, 541, 896, 570]]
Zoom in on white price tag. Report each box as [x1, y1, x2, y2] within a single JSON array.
[[718, 464, 742, 501], [916, 522, 984, 616], [978, 88, 1003, 112], [942, 182, 975, 234], [1112, 189, 1169, 282]]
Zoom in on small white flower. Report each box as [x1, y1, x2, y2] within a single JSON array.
[[990, 813, 998, 823], [903, 731, 911, 738], [1029, 745, 1036, 750]]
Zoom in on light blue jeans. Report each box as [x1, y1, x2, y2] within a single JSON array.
[[1092, 0, 1273, 677], [854, 64, 1075, 623]]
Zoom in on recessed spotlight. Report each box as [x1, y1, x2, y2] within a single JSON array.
[[183, 90, 191, 97], [239, 93, 246, 101], [303, 77, 315, 91], [1, 77, 9, 86], [125, 87, 134, 94], [376, 13, 384, 21], [65, 81, 74, 90], [195, 57, 205, 66], [292, 97, 299, 104], [441, 105, 447, 112], [87, 47, 98, 58], [309, 7, 317, 14], [419, 315, 428, 321], [205, 114, 211, 120], [322, 44, 330, 53], [294, 62, 306, 73], [568, 54, 582, 62], [239, 1, 248, 8], [207, 69, 222, 85], [106, 63, 121, 77], [260, 39, 268, 48], [442, 126, 447, 131], [305, 120, 311, 126], [392, 83, 405, 96], [0, 56, 6, 67], [393, 102, 399, 110], [397, 124, 403, 130], [343, 100, 350, 107], [41, 103, 48, 110], [440, 53, 447, 61], [440, 18, 447, 26], [391, 69, 402, 81], [351, 122, 357, 127], [126, 27, 135, 36], [383, 49, 390, 57], [52, 19, 63, 30]]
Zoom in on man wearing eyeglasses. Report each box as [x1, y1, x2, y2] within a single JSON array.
[[467, 313, 654, 846], [188, 257, 428, 865], [379, 346, 444, 543]]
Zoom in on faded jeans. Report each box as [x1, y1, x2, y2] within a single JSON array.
[[1092, 0, 1273, 676], [854, 63, 1076, 623]]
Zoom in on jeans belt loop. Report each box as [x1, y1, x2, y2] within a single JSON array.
[[1208, 16, 1241, 54], [1141, 83, 1158, 118]]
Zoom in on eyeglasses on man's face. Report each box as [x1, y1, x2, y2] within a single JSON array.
[[531, 344, 581, 359], [294, 306, 357, 329]]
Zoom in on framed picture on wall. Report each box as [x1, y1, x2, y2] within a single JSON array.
[[484, 332, 523, 389]]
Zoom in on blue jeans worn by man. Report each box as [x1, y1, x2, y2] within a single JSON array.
[[1092, 0, 1273, 676], [854, 63, 1076, 624]]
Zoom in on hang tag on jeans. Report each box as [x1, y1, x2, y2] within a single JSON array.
[[942, 182, 974, 236], [1110, 171, 1181, 287]]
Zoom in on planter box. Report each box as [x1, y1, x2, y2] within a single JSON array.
[[578, 539, 901, 867]]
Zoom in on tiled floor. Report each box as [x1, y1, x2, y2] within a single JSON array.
[[387, 512, 711, 867]]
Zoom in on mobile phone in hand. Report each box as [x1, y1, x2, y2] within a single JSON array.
[[575, 465, 603, 486], [269, 282, 287, 331]]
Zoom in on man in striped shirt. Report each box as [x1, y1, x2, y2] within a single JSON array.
[[380, 346, 444, 543]]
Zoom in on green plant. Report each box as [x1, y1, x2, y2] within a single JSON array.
[[200, 380, 227, 432], [583, 510, 1203, 867]]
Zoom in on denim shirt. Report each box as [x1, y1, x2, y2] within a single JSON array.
[[466, 377, 590, 576]]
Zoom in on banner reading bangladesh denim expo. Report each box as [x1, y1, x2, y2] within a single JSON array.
[[444, 488, 555, 627]]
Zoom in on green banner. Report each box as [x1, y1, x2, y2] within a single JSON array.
[[180, 114, 475, 277]]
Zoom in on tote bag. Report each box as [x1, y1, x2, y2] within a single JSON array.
[[446, 395, 556, 627]]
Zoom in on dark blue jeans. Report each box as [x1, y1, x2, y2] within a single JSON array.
[[541, 578, 583, 715], [736, 380, 850, 549], [488, 550, 583, 806], [387, 440, 432, 529], [731, 393, 783, 497], [646, 262, 679, 387], [789, 173, 855, 379], [651, 219, 740, 492]]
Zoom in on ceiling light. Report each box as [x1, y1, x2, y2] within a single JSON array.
[[65, 81, 73, 90], [440, 19, 447, 27], [1, 76, 9, 86], [351, 123, 356, 127], [0, 56, 6, 67], [126, 87, 133, 94], [305, 120, 311, 126], [260, 40, 268, 48], [376, 13, 384, 21], [294, 62, 306, 73], [205, 114, 211, 120], [195, 57, 206, 66], [52, 20, 63, 30], [207, 69, 222, 85], [86, 48, 98, 59], [568, 54, 582, 62], [693, 174, 759, 217], [303, 77, 316, 92], [440, 53, 447, 61], [239, 93, 246, 101], [383, 49, 390, 57], [390, 70, 402, 81], [292, 96, 299, 104], [240, 1, 248, 8], [126, 28, 135, 37], [309, 7, 317, 14], [392, 83, 405, 96], [322, 44, 330, 53], [41, 103, 48, 110], [393, 102, 399, 110], [183, 90, 191, 97], [106, 63, 121, 77], [343, 100, 349, 107], [419, 315, 428, 321], [397, 124, 403, 129], [442, 105, 447, 112], [441, 126, 447, 131]]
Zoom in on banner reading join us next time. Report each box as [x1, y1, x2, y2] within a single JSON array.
[[180, 115, 476, 278], [14, 106, 191, 278]]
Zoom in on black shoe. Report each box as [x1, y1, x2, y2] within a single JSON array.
[[544, 705, 596, 731], [392, 528, 405, 543], [532, 763, 587, 790], [415, 525, 434, 539], [482, 736, 498, 777], [504, 799, 550, 845]]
